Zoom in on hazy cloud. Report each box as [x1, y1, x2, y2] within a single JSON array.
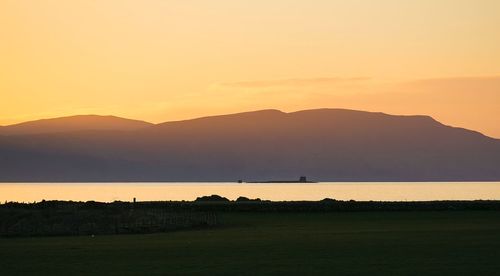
[[402, 76, 500, 93], [217, 77, 370, 88], [207, 75, 500, 138]]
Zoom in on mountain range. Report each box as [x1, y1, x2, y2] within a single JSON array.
[[1, 109, 499, 182]]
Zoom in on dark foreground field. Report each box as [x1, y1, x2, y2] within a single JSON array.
[[1, 210, 500, 275]]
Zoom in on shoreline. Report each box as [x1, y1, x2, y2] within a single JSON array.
[[2, 198, 500, 237]]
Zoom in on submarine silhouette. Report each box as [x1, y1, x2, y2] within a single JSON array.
[[239, 176, 316, 183]]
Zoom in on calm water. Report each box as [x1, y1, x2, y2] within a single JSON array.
[[1, 182, 500, 202]]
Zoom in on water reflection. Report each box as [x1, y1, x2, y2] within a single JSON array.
[[1, 182, 499, 202]]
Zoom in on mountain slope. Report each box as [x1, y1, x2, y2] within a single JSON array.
[[0, 109, 499, 181], [0, 115, 153, 135]]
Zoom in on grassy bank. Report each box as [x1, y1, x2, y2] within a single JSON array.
[[2, 211, 500, 275]]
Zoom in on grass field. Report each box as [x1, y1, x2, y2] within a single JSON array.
[[1, 211, 500, 275]]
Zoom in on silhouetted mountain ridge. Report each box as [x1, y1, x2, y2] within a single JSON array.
[[0, 109, 499, 181], [0, 115, 152, 135]]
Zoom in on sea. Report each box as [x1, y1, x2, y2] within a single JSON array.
[[1, 182, 500, 202]]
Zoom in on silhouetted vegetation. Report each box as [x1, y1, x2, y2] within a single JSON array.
[[0, 200, 216, 237], [194, 195, 230, 202], [236, 196, 262, 202], [2, 197, 500, 237]]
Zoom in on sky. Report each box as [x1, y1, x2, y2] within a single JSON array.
[[1, 0, 499, 137]]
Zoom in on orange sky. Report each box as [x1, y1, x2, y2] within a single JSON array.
[[1, 0, 499, 137]]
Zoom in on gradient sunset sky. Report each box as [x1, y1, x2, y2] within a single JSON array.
[[1, 0, 499, 137]]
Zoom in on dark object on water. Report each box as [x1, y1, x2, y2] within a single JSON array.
[[248, 176, 316, 183], [133, 197, 136, 203], [237, 180, 243, 183]]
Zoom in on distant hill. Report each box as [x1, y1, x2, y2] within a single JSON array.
[[0, 109, 499, 181], [0, 115, 152, 135]]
